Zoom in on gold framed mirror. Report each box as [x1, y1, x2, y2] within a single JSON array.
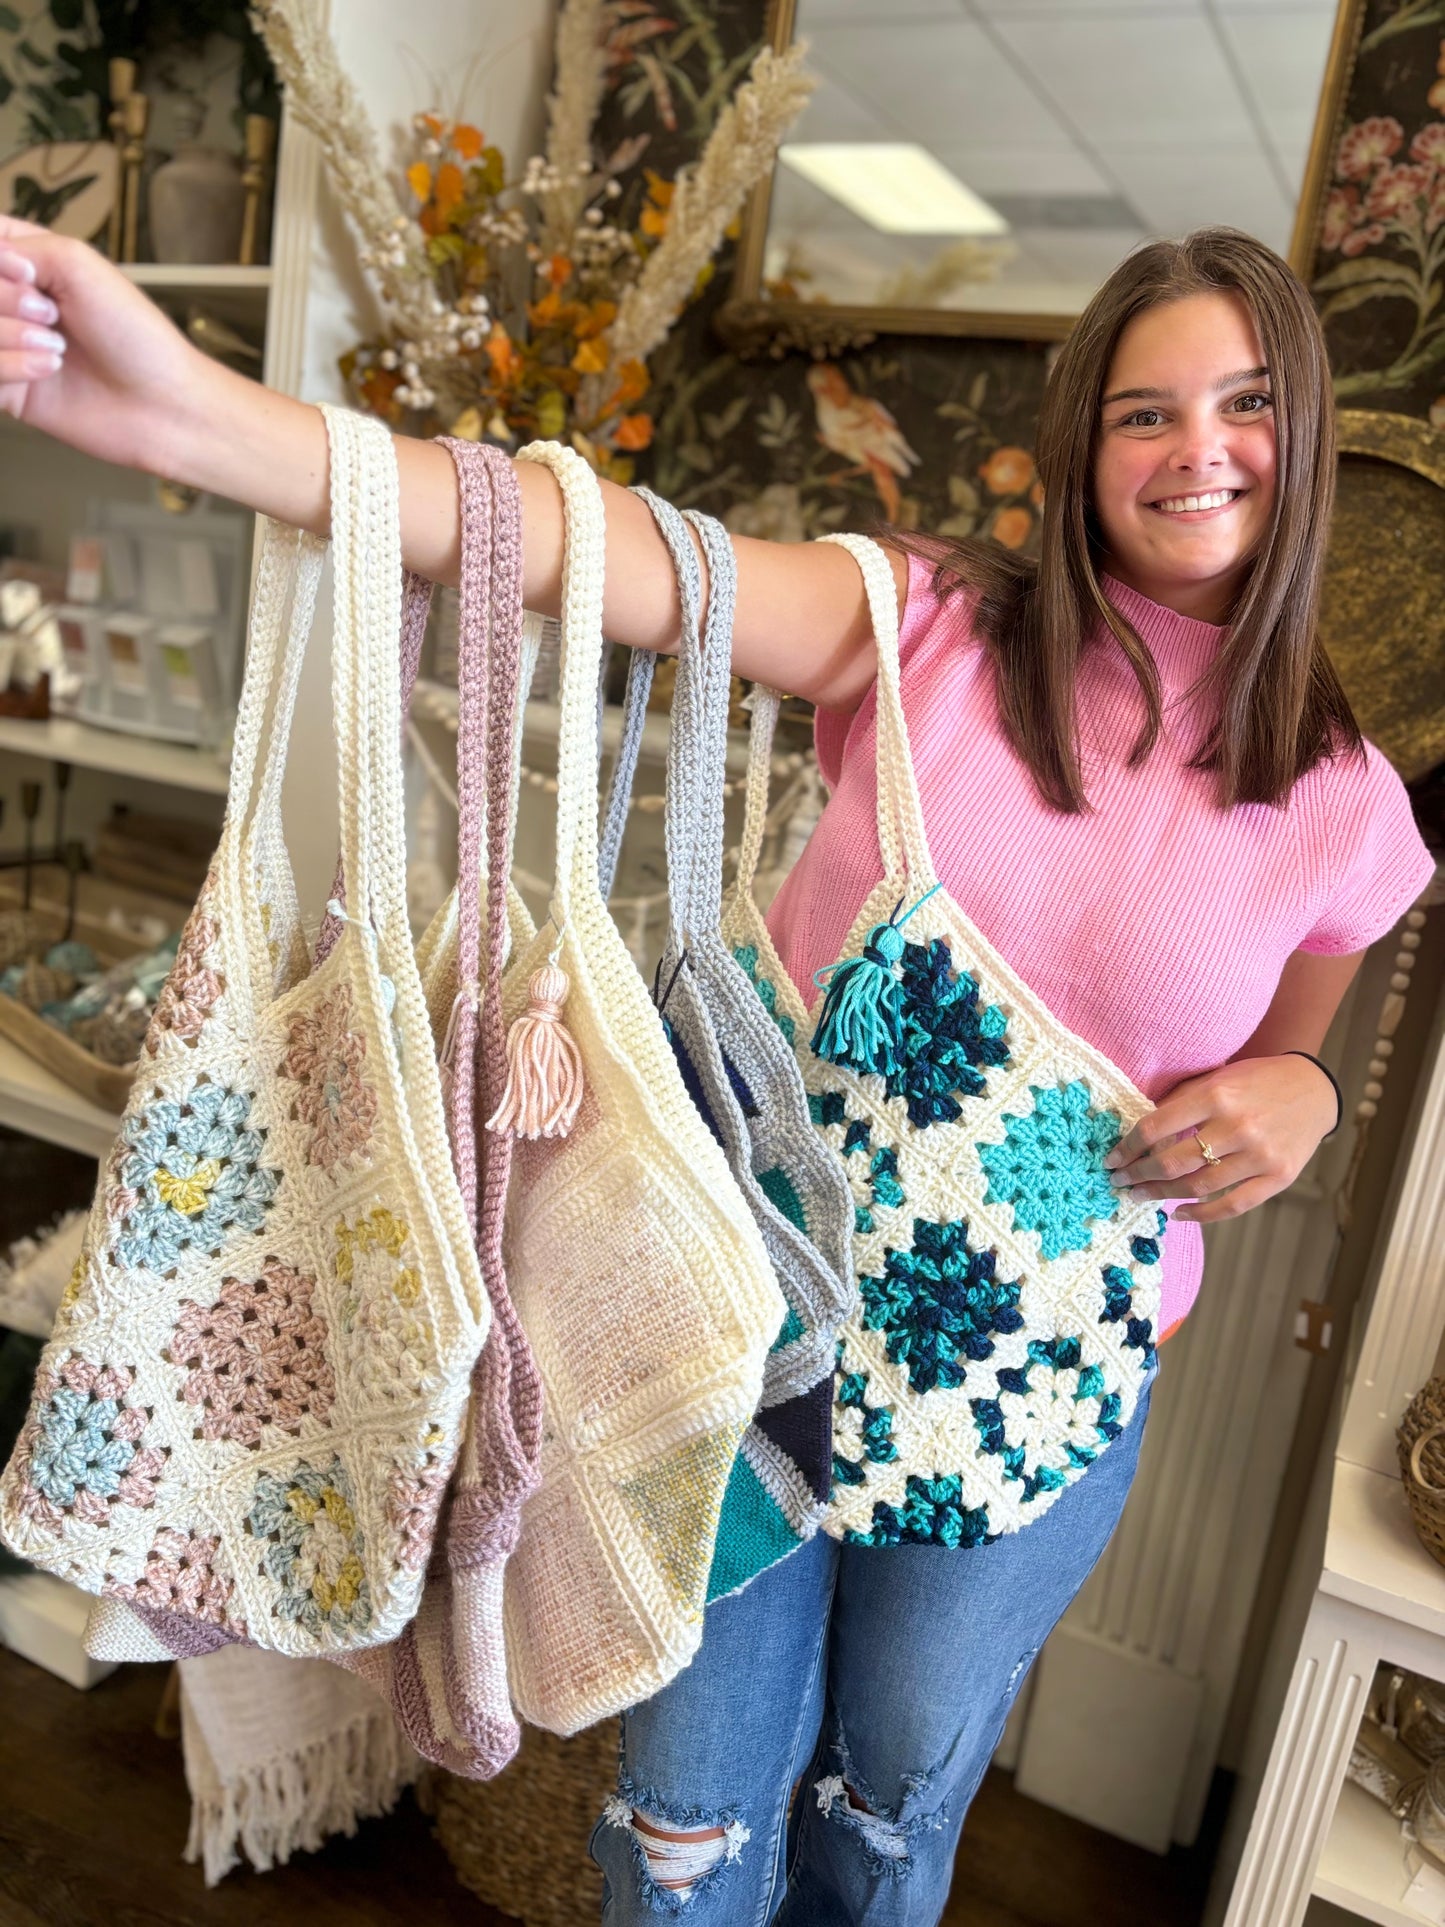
[[720, 0, 1365, 357]]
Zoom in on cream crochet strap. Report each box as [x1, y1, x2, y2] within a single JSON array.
[[340, 437, 540, 1779], [499, 441, 784, 1735], [739, 531, 1167, 1550], [1, 405, 489, 1658]]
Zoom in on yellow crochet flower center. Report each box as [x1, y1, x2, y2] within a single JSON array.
[[154, 1158, 223, 1216]]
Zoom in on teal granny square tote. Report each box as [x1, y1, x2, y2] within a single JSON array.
[[723, 532, 1165, 1550]]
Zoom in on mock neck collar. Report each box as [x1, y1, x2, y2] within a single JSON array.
[[1099, 572, 1229, 684]]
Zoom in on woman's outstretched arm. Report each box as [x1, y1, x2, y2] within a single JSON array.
[[0, 219, 896, 712]]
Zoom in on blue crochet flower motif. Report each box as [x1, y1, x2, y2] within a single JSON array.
[[971, 1335, 1125, 1505], [247, 1456, 371, 1642], [113, 1080, 280, 1273], [808, 1094, 909, 1237], [1100, 1265, 1157, 1368], [832, 1362, 898, 1488], [31, 1385, 133, 1510], [851, 1474, 993, 1549], [859, 1215, 1023, 1394], [886, 938, 1011, 1130], [977, 1080, 1122, 1261], [732, 944, 796, 1046]]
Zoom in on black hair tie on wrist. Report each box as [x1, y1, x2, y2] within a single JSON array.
[[1286, 1050, 1343, 1139]]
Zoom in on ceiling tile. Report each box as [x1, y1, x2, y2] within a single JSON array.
[[790, 69, 898, 144], [805, 18, 1075, 145], [801, 0, 964, 18], [930, 141, 1112, 197], [1212, 5, 1334, 183], [1096, 141, 1294, 247], [988, 9, 1257, 147]]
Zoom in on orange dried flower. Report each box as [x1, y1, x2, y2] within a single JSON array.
[[612, 413, 654, 451], [452, 123, 484, 161], [434, 162, 465, 216], [571, 338, 610, 374], [406, 160, 432, 202]]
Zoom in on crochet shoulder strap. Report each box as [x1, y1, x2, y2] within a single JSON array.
[[597, 645, 656, 902], [681, 507, 738, 936], [435, 438, 523, 1231], [817, 532, 934, 890], [513, 442, 608, 929]]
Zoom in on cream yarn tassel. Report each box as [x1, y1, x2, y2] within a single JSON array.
[[487, 959, 584, 1139]]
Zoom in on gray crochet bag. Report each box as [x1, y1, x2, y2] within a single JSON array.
[[632, 488, 855, 1600]]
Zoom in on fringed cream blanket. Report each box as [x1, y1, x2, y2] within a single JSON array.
[[179, 1645, 420, 1884]]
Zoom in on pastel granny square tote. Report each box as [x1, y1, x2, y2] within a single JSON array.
[[723, 533, 1165, 1551], [633, 489, 855, 1603], [0, 406, 490, 1654], [496, 441, 785, 1735]]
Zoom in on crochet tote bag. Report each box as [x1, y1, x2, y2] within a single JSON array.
[[723, 533, 1165, 1551], [498, 441, 785, 1735], [341, 437, 541, 1777], [633, 489, 855, 1603], [0, 406, 490, 1654]]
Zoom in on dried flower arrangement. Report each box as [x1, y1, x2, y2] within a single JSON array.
[[251, 0, 813, 481]]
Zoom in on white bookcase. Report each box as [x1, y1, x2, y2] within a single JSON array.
[[0, 98, 321, 1160], [1221, 994, 1445, 1927]]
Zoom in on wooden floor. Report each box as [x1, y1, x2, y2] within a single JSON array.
[[0, 1645, 1224, 1926]]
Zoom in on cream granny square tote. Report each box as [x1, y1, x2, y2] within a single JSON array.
[[0, 407, 489, 1655]]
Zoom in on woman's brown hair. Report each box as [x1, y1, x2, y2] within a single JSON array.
[[895, 226, 1362, 813]]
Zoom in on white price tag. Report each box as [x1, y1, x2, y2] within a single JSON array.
[[1405, 1857, 1445, 1919]]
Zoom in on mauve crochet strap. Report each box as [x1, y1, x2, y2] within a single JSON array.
[[314, 568, 435, 965], [444, 438, 542, 1559], [597, 644, 656, 901]]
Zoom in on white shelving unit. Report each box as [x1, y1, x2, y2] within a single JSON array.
[[1316, 1783, 1437, 1927], [0, 713, 230, 795], [0, 101, 321, 1157], [1223, 1001, 1445, 1927]]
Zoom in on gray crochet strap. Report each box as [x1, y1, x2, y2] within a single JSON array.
[[680, 508, 737, 938], [597, 643, 656, 901], [630, 486, 709, 942]]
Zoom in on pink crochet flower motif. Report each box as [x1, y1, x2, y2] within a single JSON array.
[[14, 1355, 167, 1533], [168, 1258, 335, 1450], [107, 1527, 246, 1635], [386, 1461, 452, 1572], [279, 983, 378, 1172], [147, 880, 225, 1054]]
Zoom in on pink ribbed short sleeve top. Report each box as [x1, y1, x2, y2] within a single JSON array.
[[765, 553, 1434, 1340]]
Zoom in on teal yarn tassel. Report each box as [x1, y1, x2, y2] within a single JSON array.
[[810, 884, 942, 1079], [812, 921, 906, 1075]]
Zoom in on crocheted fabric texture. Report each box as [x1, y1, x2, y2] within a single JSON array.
[[727, 533, 1164, 1551], [0, 408, 488, 1654]]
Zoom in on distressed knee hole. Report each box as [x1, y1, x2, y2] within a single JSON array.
[[813, 1766, 948, 1881], [603, 1794, 750, 1908]]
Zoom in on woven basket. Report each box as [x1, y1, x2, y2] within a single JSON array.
[[1397, 1379, 1445, 1569], [425, 1719, 617, 1927]]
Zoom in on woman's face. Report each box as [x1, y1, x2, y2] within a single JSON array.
[[1092, 290, 1277, 622]]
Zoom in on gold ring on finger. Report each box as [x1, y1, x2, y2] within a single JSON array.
[[1195, 1132, 1221, 1167]]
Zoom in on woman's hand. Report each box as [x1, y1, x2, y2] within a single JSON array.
[[1102, 1054, 1338, 1224], [0, 216, 218, 477]]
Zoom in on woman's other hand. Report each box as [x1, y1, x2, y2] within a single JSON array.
[[0, 217, 214, 477], [1102, 1053, 1338, 1224]]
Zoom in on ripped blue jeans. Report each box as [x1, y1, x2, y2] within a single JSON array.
[[590, 1371, 1155, 1925]]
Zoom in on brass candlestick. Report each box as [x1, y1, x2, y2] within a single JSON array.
[[239, 114, 277, 267], [105, 58, 136, 263], [121, 92, 149, 265]]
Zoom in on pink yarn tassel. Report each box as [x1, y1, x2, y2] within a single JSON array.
[[486, 959, 584, 1139]]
